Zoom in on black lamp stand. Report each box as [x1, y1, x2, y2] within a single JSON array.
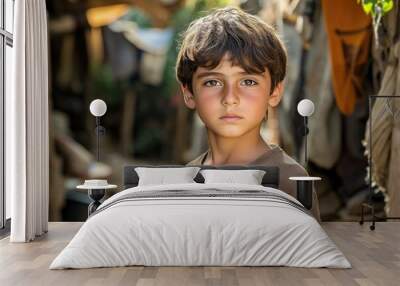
[[290, 114, 316, 211], [87, 116, 107, 216], [303, 116, 309, 168], [95, 116, 106, 161]]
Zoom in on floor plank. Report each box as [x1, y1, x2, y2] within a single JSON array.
[[0, 222, 399, 286]]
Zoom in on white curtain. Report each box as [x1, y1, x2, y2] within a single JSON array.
[[6, 0, 49, 242]]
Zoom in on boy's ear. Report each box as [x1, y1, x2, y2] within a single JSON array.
[[181, 84, 196, 109], [268, 82, 284, 108]]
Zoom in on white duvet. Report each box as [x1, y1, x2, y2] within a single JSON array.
[[50, 183, 351, 269]]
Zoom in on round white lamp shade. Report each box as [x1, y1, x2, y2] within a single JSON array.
[[90, 99, 107, 117], [297, 99, 315, 117]]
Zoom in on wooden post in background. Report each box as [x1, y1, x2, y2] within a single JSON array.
[[120, 89, 136, 156], [174, 90, 189, 163]]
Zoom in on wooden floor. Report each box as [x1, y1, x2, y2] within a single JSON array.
[[0, 222, 399, 286]]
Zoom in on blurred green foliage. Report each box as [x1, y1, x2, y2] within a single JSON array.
[[358, 0, 394, 16]]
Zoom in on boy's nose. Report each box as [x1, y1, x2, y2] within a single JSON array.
[[221, 86, 239, 106]]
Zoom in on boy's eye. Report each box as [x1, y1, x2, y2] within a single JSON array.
[[204, 80, 222, 87], [241, 79, 257, 86]]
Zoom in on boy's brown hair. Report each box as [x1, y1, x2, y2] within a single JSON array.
[[175, 6, 287, 94]]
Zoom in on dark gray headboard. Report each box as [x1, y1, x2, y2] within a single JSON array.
[[123, 165, 279, 189]]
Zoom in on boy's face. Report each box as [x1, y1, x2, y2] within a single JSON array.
[[181, 53, 283, 138]]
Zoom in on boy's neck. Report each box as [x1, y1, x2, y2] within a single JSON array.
[[204, 128, 271, 165]]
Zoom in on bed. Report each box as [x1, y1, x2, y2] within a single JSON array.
[[50, 165, 350, 269]]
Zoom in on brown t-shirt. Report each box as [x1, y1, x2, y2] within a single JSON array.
[[186, 144, 321, 221]]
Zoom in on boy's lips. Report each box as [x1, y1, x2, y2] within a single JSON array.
[[219, 114, 243, 122]]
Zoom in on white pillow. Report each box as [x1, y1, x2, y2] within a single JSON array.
[[200, 169, 266, 185], [135, 167, 201, 186]]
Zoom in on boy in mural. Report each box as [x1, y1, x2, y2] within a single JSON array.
[[176, 7, 320, 220]]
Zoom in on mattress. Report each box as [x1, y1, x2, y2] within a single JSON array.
[[50, 183, 351, 269]]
